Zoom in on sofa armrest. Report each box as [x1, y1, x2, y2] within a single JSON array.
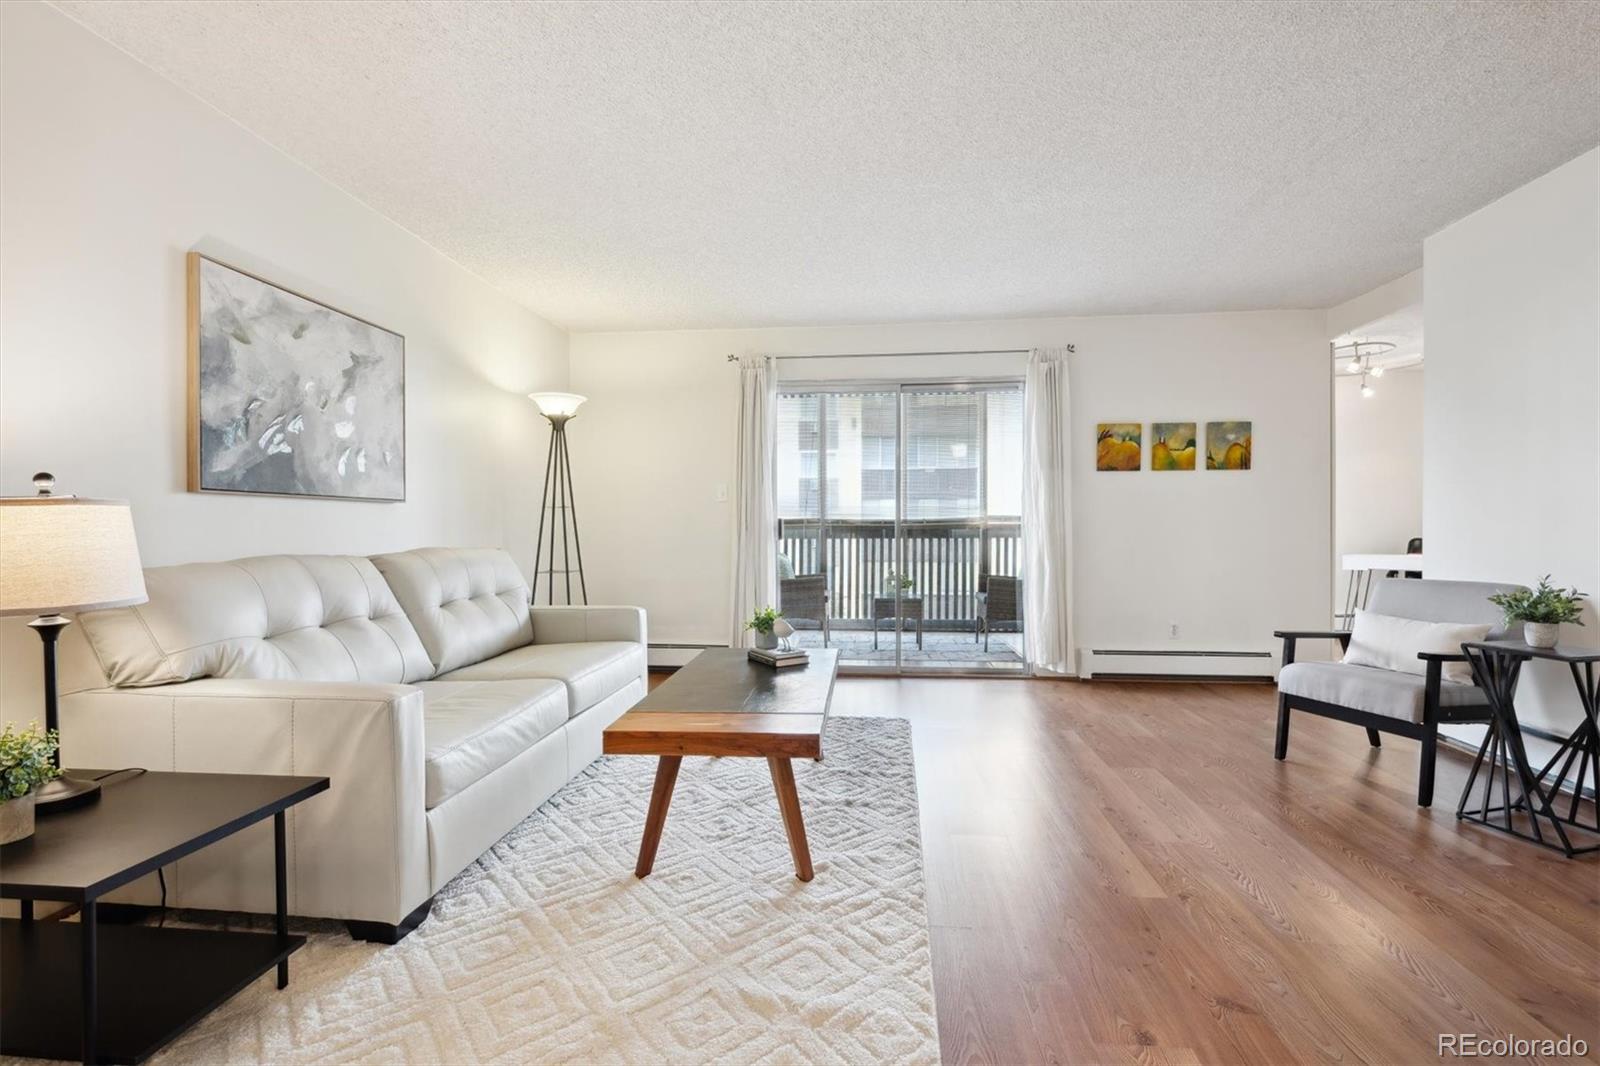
[[1275, 629, 1351, 667], [59, 679, 429, 925], [530, 605, 647, 647]]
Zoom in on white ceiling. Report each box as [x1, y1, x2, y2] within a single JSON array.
[[54, 1, 1600, 332]]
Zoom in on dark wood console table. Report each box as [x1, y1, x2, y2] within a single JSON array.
[[1454, 640, 1599, 857]]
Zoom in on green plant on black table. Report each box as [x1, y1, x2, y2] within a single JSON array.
[[0, 721, 61, 801], [745, 606, 782, 635], [883, 570, 915, 592], [1488, 577, 1588, 626]]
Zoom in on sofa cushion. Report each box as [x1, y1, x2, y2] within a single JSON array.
[[76, 555, 433, 687], [419, 678, 567, 808], [438, 641, 645, 717], [1279, 661, 1490, 724], [372, 548, 533, 674]]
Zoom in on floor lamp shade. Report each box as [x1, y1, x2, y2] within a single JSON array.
[[0, 497, 147, 616], [0, 483, 147, 811]]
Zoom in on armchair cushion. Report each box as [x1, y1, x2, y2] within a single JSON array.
[[417, 678, 567, 808], [437, 641, 645, 718], [1279, 661, 1487, 723], [1341, 610, 1489, 684]]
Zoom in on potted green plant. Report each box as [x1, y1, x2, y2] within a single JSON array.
[[1488, 577, 1588, 649], [1, 722, 61, 844], [745, 606, 783, 650], [883, 570, 915, 595]]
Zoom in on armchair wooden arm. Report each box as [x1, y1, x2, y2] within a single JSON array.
[[1275, 630, 1351, 666]]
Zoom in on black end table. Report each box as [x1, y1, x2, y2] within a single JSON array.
[[1456, 640, 1600, 857], [1, 769, 330, 1064]]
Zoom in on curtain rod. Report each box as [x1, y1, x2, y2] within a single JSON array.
[[725, 346, 1070, 363]]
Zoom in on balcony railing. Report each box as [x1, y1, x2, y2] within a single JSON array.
[[777, 517, 1021, 629]]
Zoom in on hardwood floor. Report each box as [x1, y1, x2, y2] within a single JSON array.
[[813, 676, 1599, 1065]]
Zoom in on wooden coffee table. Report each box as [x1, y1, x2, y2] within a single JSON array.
[[604, 648, 839, 881]]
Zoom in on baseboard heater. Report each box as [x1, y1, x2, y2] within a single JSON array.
[[1082, 648, 1275, 681]]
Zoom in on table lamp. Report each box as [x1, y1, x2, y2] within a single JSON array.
[[0, 473, 147, 810]]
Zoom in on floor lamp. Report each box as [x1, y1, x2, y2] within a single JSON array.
[[528, 393, 588, 605], [0, 474, 147, 810]]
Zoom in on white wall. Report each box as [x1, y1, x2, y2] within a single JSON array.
[[0, 3, 568, 721], [569, 312, 1331, 665], [1333, 368, 1425, 600], [1423, 146, 1600, 740]]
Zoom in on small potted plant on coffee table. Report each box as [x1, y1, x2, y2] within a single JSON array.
[[1489, 576, 1588, 649], [1, 722, 61, 844], [746, 606, 783, 651]]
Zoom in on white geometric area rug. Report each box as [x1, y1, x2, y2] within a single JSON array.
[[144, 717, 940, 1065]]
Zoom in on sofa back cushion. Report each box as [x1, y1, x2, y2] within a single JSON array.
[[1367, 578, 1523, 639], [371, 548, 532, 674], [76, 555, 434, 687]]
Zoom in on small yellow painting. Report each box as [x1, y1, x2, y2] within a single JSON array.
[[1206, 421, 1252, 470], [1151, 422, 1196, 471], [1096, 423, 1142, 471]]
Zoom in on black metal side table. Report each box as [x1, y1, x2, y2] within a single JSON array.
[[1, 769, 329, 1064], [1456, 640, 1600, 858]]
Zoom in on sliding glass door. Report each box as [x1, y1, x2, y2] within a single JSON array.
[[774, 380, 1025, 675]]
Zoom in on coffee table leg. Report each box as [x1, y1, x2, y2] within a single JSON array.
[[767, 757, 814, 882], [635, 756, 682, 878]]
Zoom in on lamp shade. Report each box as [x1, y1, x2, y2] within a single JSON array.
[[527, 392, 587, 420], [0, 498, 147, 615]]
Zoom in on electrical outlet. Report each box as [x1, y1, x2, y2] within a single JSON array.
[[1168, 622, 1179, 639]]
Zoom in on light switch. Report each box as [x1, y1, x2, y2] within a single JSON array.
[[715, 483, 728, 502]]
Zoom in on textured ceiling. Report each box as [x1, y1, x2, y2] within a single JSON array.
[[53, 1, 1600, 332]]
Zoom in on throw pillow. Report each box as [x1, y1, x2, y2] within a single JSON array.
[[1342, 610, 1489, 684]]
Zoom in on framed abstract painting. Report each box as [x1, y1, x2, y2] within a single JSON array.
[[1151, 422, 1196, 470], [1095, 422, 1142, 471], [1205, 421, 1252, 470], [188, 253, 406, 501]]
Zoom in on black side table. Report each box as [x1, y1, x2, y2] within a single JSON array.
[[1456, 640, 1600, 858], [1, 769, 330, 1064]]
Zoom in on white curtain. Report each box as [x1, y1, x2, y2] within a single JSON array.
[[1022, 348, 1074, 674], [728, 354, 778, 647]]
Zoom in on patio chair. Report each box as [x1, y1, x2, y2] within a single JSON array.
[[1273, 577, 1520, 807], [975, 575, 1021, 652], [780, 574, 829, 647]]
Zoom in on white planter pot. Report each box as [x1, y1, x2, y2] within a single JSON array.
[[753, 630, 779, 651], [0, 793, 36, 845], [1523, 622, 1560, 649]]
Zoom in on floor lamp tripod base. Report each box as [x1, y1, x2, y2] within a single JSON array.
[[28, 614, 102, 813]]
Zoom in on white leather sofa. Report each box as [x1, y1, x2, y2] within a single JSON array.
[[57, 547, 645, 942]]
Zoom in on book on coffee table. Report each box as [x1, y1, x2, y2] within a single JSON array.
[[748, 647, 810, 668]]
